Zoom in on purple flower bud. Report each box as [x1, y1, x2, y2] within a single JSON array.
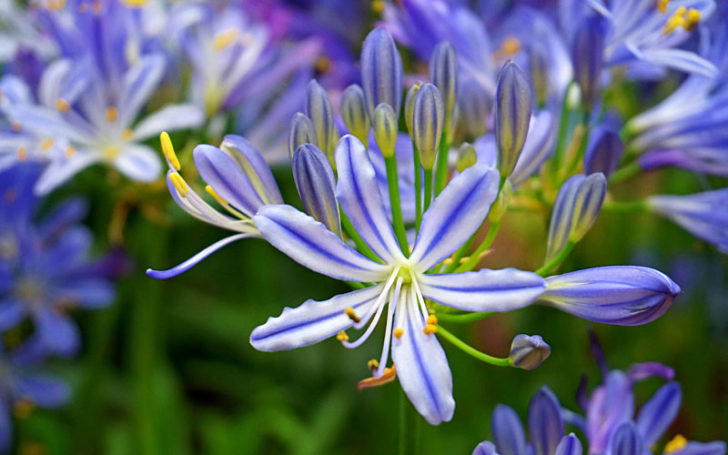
[[585, 127, 623, 177], [373, 103, 398, 158], [555, 434, 583, 455], [541, 266, 680, 325], [340, 84, 370, 145], [288, 112, 317, 159], [495, 60, 532, 177], [413, 83, 444, 169], [571, 16, 606, 110], [609, 423, 643, 455], [429, 41, 457, 118], [509, 334, 551, 370], [304, 79, 336, 159], [492, 405, 527, 455], [456, 142, 478, 173], [528, 386, 565, 455], [458, 79, 491, 140], [361, 28, 403, 120], [292, 144, 340, 235], [473, 441, 499, 455]]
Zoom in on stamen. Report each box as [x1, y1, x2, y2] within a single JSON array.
[[205, 185, 228, 205], [498, 36, 522, 57], [104, 146, 119, 159], [376, 279, 402, 377], [393, 328, 403, 338], [336, 330, 349, 342], [357, 365, 396, 391], [43, 0, 66, 10], [352, 269, 399, 330], [663, 6, 688, 35], [213, 28, 239, 51], [367, 358, 379, 371], [684, 9, 700, 31], [343, 270, 401, 349], [121, 129, 133, 141], [121, 0, 147, 7], [55, 98, 71, 112], [17, 146, 28, 161], [658, 0, 669, 13], [345, 307, 361, 323], [41, 138, 54, 151], [169, 172, 190, 197], [11, 121, 22, 132], [160, 132, 181, 170], [65, 145, 75, 158], [426, 315, 438, 325], [408, 269, 430, 320], [665, 435, 688, 453], [314, 56, 331, 73], [371, 0, 385, 14], [106, 106, 118, 122], [423, 324, 438, 335]]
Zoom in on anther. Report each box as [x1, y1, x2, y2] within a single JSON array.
[[498, 36, 522, 57], [336, 330, 349, 342], [121, 0, 148, 7], [345, 307, 361, 323], [657, 0, 669, 13], [121, 129, 133, 141], [426, 314, 438, 325], [169, 172, 190, 197], [159, 132, 181, 170], [104, 146, 119, 159], [314, 56, 331, 73], [41, 138, 54, 151], [371, 0, 384, 14], [367, 358, 379, 371], [17, 146, 28, 161], [11, 121, 21, 132], [684, 9, 700, 31], [205, 185, 228, 205], [55, 98, 70, 112], [213, 28, 239, 51], [665, 435, 687, 453], [423, 324, 438, 335], [65, 145, 75, 158], [393, 328, 404, 338], [357, 365, 396, 391], [106, 106, 118, 122]]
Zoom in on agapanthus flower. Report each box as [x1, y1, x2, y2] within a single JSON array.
[[0, 164, 115, 355]]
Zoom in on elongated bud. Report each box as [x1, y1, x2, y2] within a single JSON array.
[[610, 423, 643, 455], [404, 82, 422, 136], [429, 41, 457, 123], [361, 28, 403, 119], [584, 127, 623, 177], [456, 142, 477, 173], [495, 60, 532, 177], [546, 173, 606, 261], [292, 144, 341, 235], [489, 179, 512, 223], [457, 79, 491, 139], [373, 103, 398, 158], [340, 84, 370, 144], [289, 112, 317, 159], [304, 79, 336, 160], [529, 47, 549, 108], [540, 266, 680, 325], [555, 434, 583, 455], [413, 83, 444, 170], [572, 16, 605, 111], [509, 334, 551, 370]]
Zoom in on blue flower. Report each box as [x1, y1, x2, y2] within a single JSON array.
[[0, 164, 115, 355]]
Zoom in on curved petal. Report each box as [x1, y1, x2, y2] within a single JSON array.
[[474, 441, 501, 455], [119, 54, 166, 126], [609, 423, 643, 455], [492, 404, 528, 455], [334, 135, 404, 262], [635, 382, 681, 447], [56, 279, 114, 308], [670, 442, 727, 455], [410, 163, 500, 270], [0, 299, 26, 332], [113, 144, 162, 182], [392, 291, 455, 425], [418, 268, 545, 312], [16, 376, 70, 407], [555, 434, 582, 455], [250, 285, 383, 352], [35, 309, 79, 356], [528, 386, 565, 455], [131, 104, 205, 141], [253, 204, 390, 282], [147, 233, 255, 280], [34, 152, 100, 195]]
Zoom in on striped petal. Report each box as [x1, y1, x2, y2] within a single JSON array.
[[119, 54, 166, 126], [555, 434, 582, 455], [253, 204, 389, 282], [528, 386, 565, 455], [418, 268, 545, 312], [410, 164, 499, 270], [635, 382, 681, 447], [250, 285, 382, 352], [670, 442, 727, 455], [474, 441, 501, 455], [131, 104, 204, 142], [609, 423, 643, 455], [292, 143, 340, 234], [492, 404, 528, 455]]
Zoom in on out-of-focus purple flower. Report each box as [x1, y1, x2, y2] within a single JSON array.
[[584, 127, 623, 177], [648, 189, 728, 253], [0, 164, 115, 356], [571, 15, 606, 110]]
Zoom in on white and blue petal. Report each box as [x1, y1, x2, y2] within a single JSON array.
[[113, 144, 161, 182], [131, 104, 205, 142]]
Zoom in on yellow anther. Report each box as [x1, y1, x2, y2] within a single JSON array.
[[213, 28, 239, 51], [658, 0, 669, 13], [17, 146, 28, 161], [65, 145, 75, 157], [43, 0, 66, 10], [345, 307, 361, 323], [169, 172, 190, 197], [92, 0, 102, 14], [499, 36, 522, 57], [205, 185, 228, 205], [121, 129, 133, 141], [367, 359, 379, 370], [55, 98, 70, 112], [393, 328, 404, 339], [314, 56, 331, 73], [78, 2, 88, 12], [13, 399, 34, 419], [358, 365, 396, 390], [336, 330, 349, 342], [684, 9, 701, 31], [159, 131, 181, 170], [426, 314, 438, 325], [104, 146, 119, 159], [423, 324, 438, 335], [371, 0, 385, 14], [665, 435, 688, 453], [11, 121, 22, 132], [121, 0, 147, 7], [41, 138, 54, 151], [105, 106, 118, 122]]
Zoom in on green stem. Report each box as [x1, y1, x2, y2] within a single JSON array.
[[413, 144, 423, 233], [434, 128, 450, 196], [435, 312, 491, 323], [609, 161, 642, 185], [385, 155, 410, 254], [437, 326, 511, 367], [398, 390, 408, 455], [455, 221, 501, 273], [536, 240, 576, 276], [564, 110, 591, 177], [602, 200, 648, 213], [441, 235, 475, 273], [346, 281, 366, 289], [341, 211, 382, 263], [423, 168, 433, 212], [550, 82, 575, 180]]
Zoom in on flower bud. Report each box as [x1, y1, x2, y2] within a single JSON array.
[[413, 83, 444, 170], [529, 46, 549, 108], [456, 142, 477, 173], [457, 79, 491, 140], [541, 266, 680, 325], [572, 16, 606, 110], [361, 28, 403, 119], [340, 84, 370, 145], [545, 173, 606, 261], [404, 82, 422, 137], [584, 126, 623, 177], [288, 112, 317, 159], [304, 79, 336, 160], [373, 103, 398, 158], [495, 60, 532, 177], [509, 334, 551, 370], [555, 434, 583, 455], [429, 41, 457, 121], [292, 143, 340, 235]]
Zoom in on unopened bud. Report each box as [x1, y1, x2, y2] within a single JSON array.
[[341, 84, 371, 144], [288, 112, 317, 159], [373, 103, 398, 158], [495, 60, 532, 177], [429, 41, 457, 122], [404, 82, 422, 137], [509, 334, 551, 370], [456, 142, 477, 173], [304, 79, 336, 159], [413, 83, 444, 170], [361, 28, 403, 119]]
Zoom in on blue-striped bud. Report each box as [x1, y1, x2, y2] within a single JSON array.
[[304, 79, 336, 160], [584, 126, 623, 178], [340, 84, 370, 145], [495, 60, 532, 177], [572, 16, 606, 110], [292, 143, 340, 235], [413, 83, 444, 170], [361, 28, 403, 120], [457, 79, 491, 140], [546, 173, 607, 261], [404, 82, 422, 137], [373, 103, 398, 158], [288, 112, 317, 159], [456, 142, 477, 173], [509, 334, 551, 370], [429, 41, 457, 123]]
